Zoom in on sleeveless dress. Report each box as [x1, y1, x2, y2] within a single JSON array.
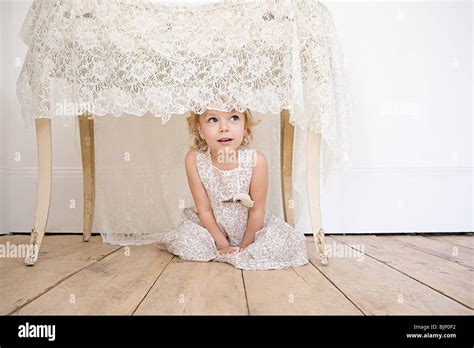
[[154, 147, 309, 270]]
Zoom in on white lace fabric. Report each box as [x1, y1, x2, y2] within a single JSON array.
[[16, 0, 353, 244]]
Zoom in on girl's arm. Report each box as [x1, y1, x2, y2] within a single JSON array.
[[241, 150, 268, 247], [185, 150, 229, 248]]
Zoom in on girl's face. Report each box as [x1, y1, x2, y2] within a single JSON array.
[[198, 109, 246, 154]]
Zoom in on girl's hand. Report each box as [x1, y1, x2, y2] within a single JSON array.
[[216, 245, 240, 256], [238, 243, 251, 252]]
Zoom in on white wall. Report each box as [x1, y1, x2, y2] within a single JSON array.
[[0, 0, 472, 235], [303, 0, 472, 234]]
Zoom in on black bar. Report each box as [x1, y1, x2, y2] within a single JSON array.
[[0, 315, 472, 346]]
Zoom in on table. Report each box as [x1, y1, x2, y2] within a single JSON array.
[[17, 0, 352, 266]]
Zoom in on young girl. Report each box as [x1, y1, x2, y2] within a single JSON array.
[[155, 108, 309, 270]]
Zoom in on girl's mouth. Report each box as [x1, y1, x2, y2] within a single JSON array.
[[218, 138, 233, 144]]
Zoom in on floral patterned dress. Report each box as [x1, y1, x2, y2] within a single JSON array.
[[154, 147, 308, 270]]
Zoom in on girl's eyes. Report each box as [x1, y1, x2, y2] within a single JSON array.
[[208, 115, 240, 123]]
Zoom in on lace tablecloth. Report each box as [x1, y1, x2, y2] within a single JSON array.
[[16, 0, 352, 174]]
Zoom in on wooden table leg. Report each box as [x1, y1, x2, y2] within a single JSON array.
[[307, 130, 328, 265], [78, 115, 95, 242], [280, 109, 295, 227], [25, 118, 52, 266]]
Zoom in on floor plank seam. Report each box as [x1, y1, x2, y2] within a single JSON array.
[[290, 267, 311, 286], [240, 270, 250, 316], [385, 235, 473, 270], [8, 245, 124, 315], [426, 235, 474, 250], [131, 254, 176, 316], [333, 236, 474, 311], [306, 258, 366, 315]]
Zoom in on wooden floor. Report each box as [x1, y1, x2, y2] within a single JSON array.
[[1, 234, 472, 315]]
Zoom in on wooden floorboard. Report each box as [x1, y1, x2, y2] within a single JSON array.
[[243, 261, 362, 315], [1, 234, 472, 315], [134, 256, 247, 315], [309, 236, 472, 315], [14, 244, 172, 315], [429, 235, 473, 249], [334, 235, 473, 310], [388, 235, 473, 269], [0, 235, 120, 315]]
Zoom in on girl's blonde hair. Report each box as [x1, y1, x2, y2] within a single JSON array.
[[186, 108, 260, 152]]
